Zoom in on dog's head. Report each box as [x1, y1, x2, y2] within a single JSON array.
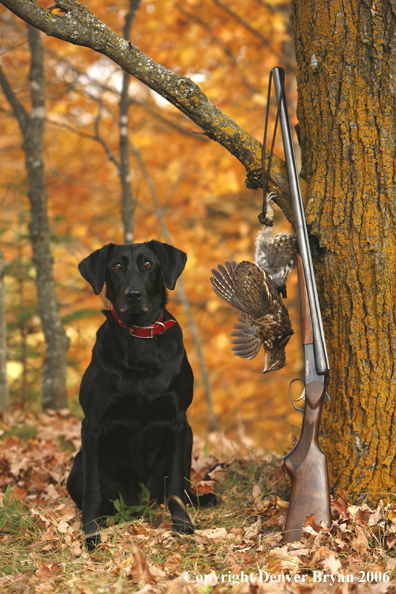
[[78, 240, 187, 318]]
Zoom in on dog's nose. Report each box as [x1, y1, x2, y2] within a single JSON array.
[[125, 290, 142, 302]]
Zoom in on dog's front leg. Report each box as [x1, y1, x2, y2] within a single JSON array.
[[167, 413, 194, 534], [81, 418, 102, 550]]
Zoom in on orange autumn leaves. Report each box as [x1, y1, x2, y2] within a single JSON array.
[[0, 0, 300, 451]]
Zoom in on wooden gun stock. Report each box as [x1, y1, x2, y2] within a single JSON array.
[[283, 381, 331, 542], [283, 255, 331, 543]]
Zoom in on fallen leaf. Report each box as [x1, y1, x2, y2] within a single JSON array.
[[229, 528, 244, 538], [333, 493, 349, 515], [351, 525, 369, 552], [322, 553, 342, 573], [269, 545, 288, 558], [196, 527, 227, 543], [244, 520, 261, 540], [10, 458, 28, 477], [57, 520, 70, 534], [164, 552, 183, 571], [369, 508, 382, 526], [304, 513, 322, 532], [310, 546, 334, 567], [386, 558, 396, 571], [31, 509, 51, 527]]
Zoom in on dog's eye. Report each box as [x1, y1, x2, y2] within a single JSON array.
[[114, 263, 122, 270], [143, 261, 152, 268]]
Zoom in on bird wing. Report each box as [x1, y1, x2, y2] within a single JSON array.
[[211, 259, 281, 317], [232, 260, 281, 317], [229, 315, 262, 359], [210, 260, 249, 313]]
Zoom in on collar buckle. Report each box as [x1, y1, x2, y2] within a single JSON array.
[[130, 325, 155, 339], [156, 321, 167, 335]]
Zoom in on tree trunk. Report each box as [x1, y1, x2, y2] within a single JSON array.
[[291, 0, 396, 503], [0, 25, 70, 410], [26, 26, 70, 410], [0, 245, 10, 412], [119, 0, 140, 244]]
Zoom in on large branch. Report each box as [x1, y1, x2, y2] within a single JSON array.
[[0, 0, 301, 224]]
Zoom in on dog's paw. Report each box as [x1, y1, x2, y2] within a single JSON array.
[[85, 532, 101, 552], [197, 492, 221, 507], [82, 517, 101, 551], [172, 519, 194, 535]]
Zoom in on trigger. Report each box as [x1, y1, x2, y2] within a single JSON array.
[[289, 378, 305, 413]]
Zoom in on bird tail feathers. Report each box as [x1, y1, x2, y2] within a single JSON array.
[[229, 315, 261, 360]]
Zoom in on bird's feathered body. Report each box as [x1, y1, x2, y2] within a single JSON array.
[[210, 260, 293, 373], [255, 192, 298, 298]]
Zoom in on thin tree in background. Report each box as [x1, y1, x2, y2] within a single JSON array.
[[0, 244, 10, 412], [132, 146, 217, 430], [119, 0, 140, 243], [93, 0, 216, 427], [0, 25, 69, 410]]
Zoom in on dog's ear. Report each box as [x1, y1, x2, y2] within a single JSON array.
[[78, 244, 116, 295], [147, 240, 187, 290]]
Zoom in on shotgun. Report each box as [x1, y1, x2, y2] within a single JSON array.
[[272, 67, 331, 543]]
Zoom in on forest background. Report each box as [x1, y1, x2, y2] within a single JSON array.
[[0, 0, 302, 454], [3, 3, 396, 592]]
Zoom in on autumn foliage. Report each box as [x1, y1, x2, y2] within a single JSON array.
[[2, 0, 396, 589], [0, 0, 302, 453]]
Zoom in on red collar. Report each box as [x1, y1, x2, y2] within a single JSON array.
[[111, 308, 176, 338]]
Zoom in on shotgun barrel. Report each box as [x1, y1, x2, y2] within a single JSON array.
[[271, 67, 331, 542], [272, 67, 329, 377]]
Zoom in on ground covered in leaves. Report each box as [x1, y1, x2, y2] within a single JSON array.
[[0, 410, 396, 593]]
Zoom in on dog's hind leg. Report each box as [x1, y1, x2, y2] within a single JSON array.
[[67, 449, 84, 509]]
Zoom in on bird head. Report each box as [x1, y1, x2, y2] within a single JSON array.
[[262, 333, 292, 374]]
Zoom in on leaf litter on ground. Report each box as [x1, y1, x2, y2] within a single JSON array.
[[0, 409, 395, 593]]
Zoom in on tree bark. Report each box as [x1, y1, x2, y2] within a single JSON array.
[[0, 245, 10, 412], [291, 0, 396, 503], [0, 25, 70, 410], [26, 26, 70, 410]]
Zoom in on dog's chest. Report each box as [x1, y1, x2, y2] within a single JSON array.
[[116, 364, 175, 398], [103, 390, 179, 428]]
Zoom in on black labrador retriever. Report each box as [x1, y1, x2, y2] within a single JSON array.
[[67, 240, 218, 548]]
